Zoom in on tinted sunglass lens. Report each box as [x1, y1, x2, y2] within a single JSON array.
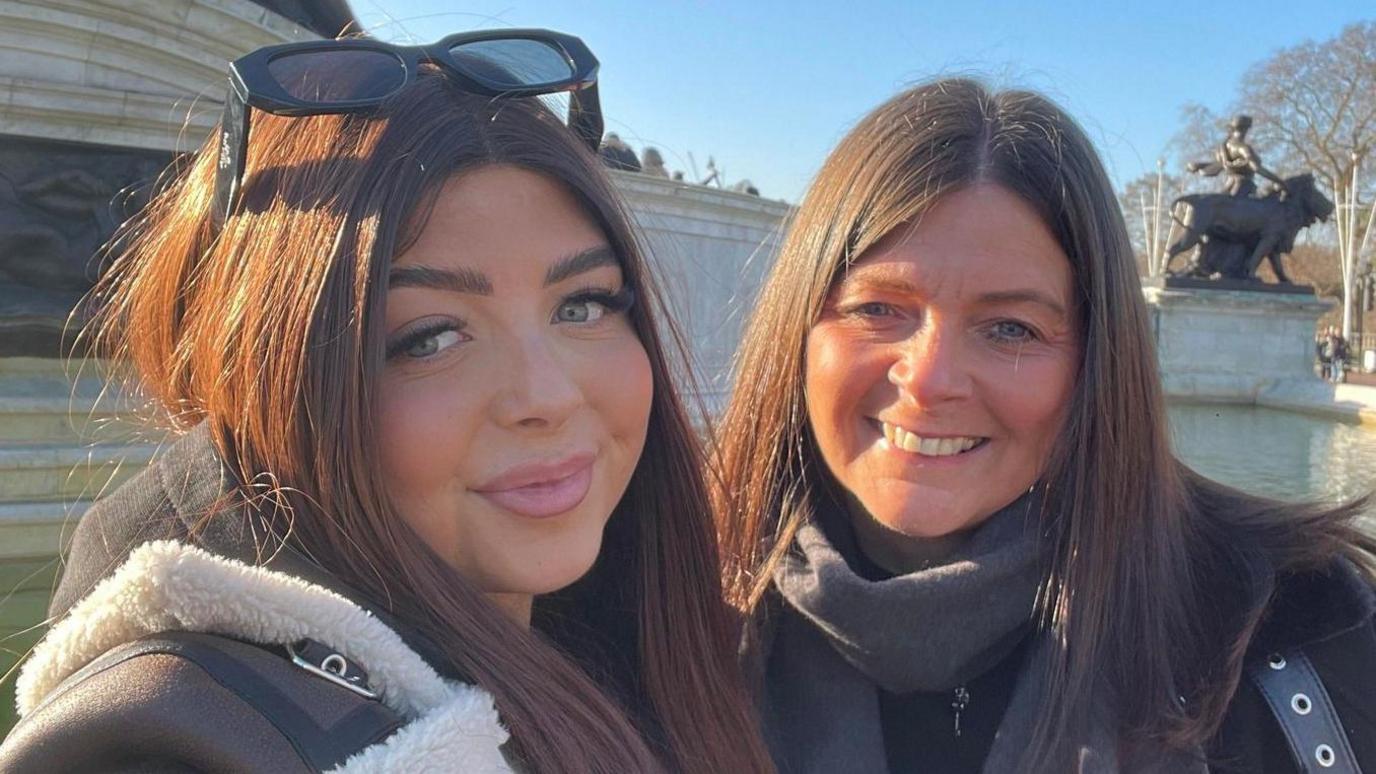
[[447, 39, 574, 88], [267, 49, 407, 102]]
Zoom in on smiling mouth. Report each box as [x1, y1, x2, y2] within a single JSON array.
[[878, 421, 988, 457]]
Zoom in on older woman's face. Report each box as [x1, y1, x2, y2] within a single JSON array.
[[805, 183, 1079, 543], [376, 165, 652, 623]]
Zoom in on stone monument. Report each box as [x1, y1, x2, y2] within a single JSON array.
[[1145, 116, 1335, 402], [0, 1, 352, 734]]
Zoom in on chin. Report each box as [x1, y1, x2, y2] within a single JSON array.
[[494, 530, 606, 597], [519, 558, 600, 596], [872, 502, 978, 540]]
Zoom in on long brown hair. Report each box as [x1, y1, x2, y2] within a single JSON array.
[[86, 71, 773, 774], [713, 78, 1374, 768]]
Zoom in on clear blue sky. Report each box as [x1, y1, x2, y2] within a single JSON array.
[[354, 1, 1372, 204]]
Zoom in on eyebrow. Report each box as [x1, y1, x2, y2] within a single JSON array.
[[975, 289, 1068, 318], [842, 275, 1068, 318], [841, 275, 923, 296], [544, 245, 618, 286], [387, 246, 618, 294], [388, 264, 493, 295]]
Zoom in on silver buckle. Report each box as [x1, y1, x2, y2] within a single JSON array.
[[286, 641, 379, 699]]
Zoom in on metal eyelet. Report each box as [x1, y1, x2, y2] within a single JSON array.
[[322, 653, 349, 677], [1267, 653, 1286, 670], [1291, 693, 1312, 715], [285, 642, 378, 699], [1315, 744, 1336, 768]]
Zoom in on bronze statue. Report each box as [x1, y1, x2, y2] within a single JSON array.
[[1162, 173, 1332, 283], [640, 147, 670, 178], [1186, 115, 1285, 199], [598, 133, 641, 172], [1163, 116, 1331, 285]]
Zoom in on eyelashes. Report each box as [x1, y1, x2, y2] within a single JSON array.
[[836, 300, 1046, 346], [384, 285, 637, 362], [386, 319, 467, 360], [564, 285, 636, 316]]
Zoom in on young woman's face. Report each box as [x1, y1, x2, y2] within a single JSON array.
[[377, 165, 652, 622], [805, 184, 1079, 549]]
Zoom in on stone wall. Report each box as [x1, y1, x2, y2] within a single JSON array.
[[0, 0, 318, 356], [613, 172, 790, 413], [0, 0, 312, 151], [0, 0, 324, 733], [1145, 284, 1334, 402]]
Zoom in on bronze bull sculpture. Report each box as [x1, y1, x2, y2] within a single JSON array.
[[1162, 173, 1332, 283]]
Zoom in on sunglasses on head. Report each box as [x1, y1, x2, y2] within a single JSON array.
[[212, 29, 603, 232]]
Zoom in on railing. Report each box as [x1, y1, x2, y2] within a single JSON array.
[[1351, 332, 1376, 355], [1313, 332, 1376, 351]]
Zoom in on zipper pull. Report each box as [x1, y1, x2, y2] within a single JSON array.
[[952, 685, 970, 737]]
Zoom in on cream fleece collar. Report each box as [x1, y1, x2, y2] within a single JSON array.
[[17, 540, 514, 773]]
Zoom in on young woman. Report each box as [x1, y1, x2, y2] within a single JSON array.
[[714, 78, 1376, 773], [0, 32, 771, 773]]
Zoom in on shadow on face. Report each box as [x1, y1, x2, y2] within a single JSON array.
[[375, 164, 653, 623]]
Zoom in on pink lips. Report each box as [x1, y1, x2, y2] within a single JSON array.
[[473, 453, 595, 519]]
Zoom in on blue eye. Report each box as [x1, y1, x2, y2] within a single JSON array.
[[988, 320, 1035, 342], [556, 300, 607, 323], [848, 301, 897, 317], [406, 329, 463, 357], [554, 287, 635, 325], [386, 322, 467, 361]]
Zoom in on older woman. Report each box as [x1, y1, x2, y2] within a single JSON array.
[[714, 79, 1376, 773]]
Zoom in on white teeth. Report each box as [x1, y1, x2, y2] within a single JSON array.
[[880, 422, 983, 457], [900, 430, 920, 453]]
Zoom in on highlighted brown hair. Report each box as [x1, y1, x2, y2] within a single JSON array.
[[713, 78, 1373, 768], [87, 72, 772, 773]]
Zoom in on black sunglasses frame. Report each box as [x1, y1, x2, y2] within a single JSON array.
[[212, 28, 603, 231]]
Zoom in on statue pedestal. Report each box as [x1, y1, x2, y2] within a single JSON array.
[[1143, 282, 1334, 401]]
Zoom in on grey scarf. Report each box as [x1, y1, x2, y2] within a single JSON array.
[[762, 494, 1208, 774]]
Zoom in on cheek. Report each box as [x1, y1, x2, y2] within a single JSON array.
[[608, 338, 654, 440], [375, 374, 480, 494], [805, 327, 883, 443], [597, 337, 654, 445], [988, 357, 1077, 453]]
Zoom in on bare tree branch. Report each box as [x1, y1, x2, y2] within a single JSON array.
[[1153, 21, 1376, 336]]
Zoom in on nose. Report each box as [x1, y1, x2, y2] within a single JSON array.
[[887, 321, 972, 406], [491, 333, 583, 430]]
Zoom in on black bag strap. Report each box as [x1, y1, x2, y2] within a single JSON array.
[[108, 631, 403, 771], [1248, 649, 1362, 773]]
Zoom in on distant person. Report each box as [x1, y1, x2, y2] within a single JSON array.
[[1317, 327, 1331, 375], [598, 132, 641, 171], [714, 78, 1376, 773], [1319, 326, 1336, 380], [641, 146, 670, 177], [1326, 328, 1349, 383]]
